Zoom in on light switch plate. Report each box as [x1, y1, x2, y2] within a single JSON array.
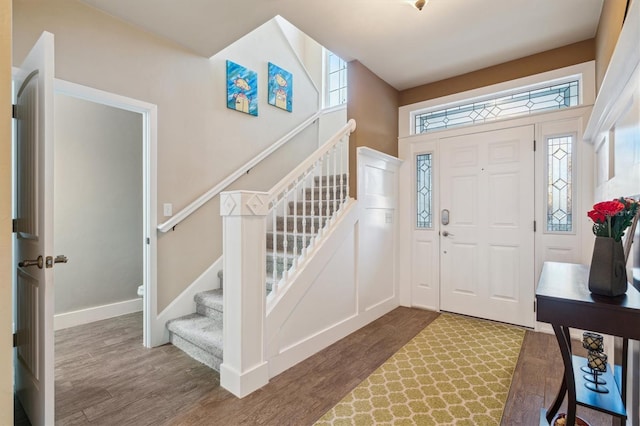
[[163, 203, 173, 217]]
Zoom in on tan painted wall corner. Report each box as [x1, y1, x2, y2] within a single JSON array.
[[595, 0, 628, 92], [399, 39, 595, 106], [347, 61, 399, 198]]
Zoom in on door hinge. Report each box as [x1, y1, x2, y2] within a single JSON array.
[[146, 237, 150, 245], [534, 300, 537, 312], [12, 218, 17, 233], [13, 332, 17, 347], [12, 104, 17, 119], [533, 220, 537, 232], [533, 139, 536, 151]]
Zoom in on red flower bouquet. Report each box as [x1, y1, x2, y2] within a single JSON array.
[[587, 197, 640, 242]]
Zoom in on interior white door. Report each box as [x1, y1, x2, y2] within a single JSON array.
[[14, 31, 56, 426], [440, 125, 535, 327]]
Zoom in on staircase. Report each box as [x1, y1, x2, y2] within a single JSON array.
[[167, 175, 347, 372]]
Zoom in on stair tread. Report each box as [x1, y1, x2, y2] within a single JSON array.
[[194, 289, 223, 312], [166, 313, 223, 357]]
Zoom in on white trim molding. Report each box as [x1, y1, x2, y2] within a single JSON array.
[[54, 298, 142, 330]]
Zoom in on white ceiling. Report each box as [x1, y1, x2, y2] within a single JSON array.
[[80, 0, 604, 91]]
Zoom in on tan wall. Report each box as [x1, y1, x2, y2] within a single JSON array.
[[13, 0, 322, 312], [347, 61, 399, 197], [595, 0, 628, 92], [399, 40, 595, 106], [0, 0, 13, 422]]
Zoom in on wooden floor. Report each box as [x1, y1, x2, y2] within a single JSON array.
[[16, 308, 614, 425]]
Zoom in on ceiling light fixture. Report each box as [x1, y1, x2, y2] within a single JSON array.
[[414, 0, 428, 10]]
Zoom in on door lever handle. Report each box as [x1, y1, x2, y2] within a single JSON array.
[[442, 231, 454, 237], [19, 255, 43, 269]]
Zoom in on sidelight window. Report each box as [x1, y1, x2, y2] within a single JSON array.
[[416, 153, 433, 228]]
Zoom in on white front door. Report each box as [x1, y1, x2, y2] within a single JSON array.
[[439, 125, 535, 327], [14, 31, 56, 426]]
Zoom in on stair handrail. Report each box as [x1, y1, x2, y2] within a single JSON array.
[[268, 119, 356, 201], [157, 111, 322, 233]]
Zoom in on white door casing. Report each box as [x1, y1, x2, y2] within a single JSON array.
[[14, 31, 56, 426], [439, 125, 535, 327]]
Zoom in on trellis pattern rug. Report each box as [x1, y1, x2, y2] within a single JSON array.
[[315, 313, 525, 425]]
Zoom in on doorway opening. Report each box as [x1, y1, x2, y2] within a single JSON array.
[[52, 79, 157, 347]]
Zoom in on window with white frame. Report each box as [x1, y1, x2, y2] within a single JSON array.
[[413, 79, 580, 134], [546, 134, 575, 233], [325, 50, 347, 108]]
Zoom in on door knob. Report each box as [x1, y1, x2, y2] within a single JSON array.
[[19, 255, 43, 269], [442, 231, 454, 237]]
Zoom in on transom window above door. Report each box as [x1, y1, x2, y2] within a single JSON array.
[[413, 79, 580, 134]]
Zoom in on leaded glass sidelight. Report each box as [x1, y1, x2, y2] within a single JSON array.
[[547, 135, 574, 232], [416, 153, 433, 228], [414, 80, 580, 134]]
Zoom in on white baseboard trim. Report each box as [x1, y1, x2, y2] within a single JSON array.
[[150, 256, 223, 347], [220, 361, 270, 398], [54, 298, 143, 330]]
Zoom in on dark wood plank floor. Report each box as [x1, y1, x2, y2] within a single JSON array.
[[16, 308, 615, 425]]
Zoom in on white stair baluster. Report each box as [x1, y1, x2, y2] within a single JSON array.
[[325, 151, 331, 221], [317, 158, 323, 237], [332, 145, 337, 216], [292, 181, 298, 269], [272, 201, 277, 292]]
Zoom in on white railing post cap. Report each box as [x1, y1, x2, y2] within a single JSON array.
[[220, 191, 270, 217]]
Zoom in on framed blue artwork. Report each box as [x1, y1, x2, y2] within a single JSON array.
[[268, 62, 292, 112], [227, 60, 258, 116]]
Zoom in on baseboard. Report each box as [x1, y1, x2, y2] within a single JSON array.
[[54, 298, 142, 330], [220, 361, 270, 398], [150, 255, 223, 347]]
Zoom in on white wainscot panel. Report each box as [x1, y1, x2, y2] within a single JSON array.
[[413, 239, 434, 290], [277, 228, 357, 352], [451, 176, 477, 225], [489, 245, 519, 301], [489, 173, 519, 227], [488, 139, 520, 164], [364, 165, 394, 198], [450, 243, 477, 295], [360, 208, 395, 310]]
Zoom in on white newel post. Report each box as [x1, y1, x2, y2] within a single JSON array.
[[219, 190, 269, 398]]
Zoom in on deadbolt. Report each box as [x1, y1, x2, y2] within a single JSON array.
[[46, 255, 69, 268], [19, 255, 43, 269]]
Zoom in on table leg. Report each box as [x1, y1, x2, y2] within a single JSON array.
[[546, 324, 576, 425]]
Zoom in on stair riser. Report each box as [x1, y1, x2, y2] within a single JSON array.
[[276, 216, 328, 232], [266, 233, 313, 253], [169, 333, 222, 372], [303, 187, 347, 201], [196, 304, 223, 322], [289, 202, 340, 216], [314, 174, 347, 185]]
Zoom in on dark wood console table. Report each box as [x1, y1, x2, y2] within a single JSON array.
[[536, 261, 640, 425]]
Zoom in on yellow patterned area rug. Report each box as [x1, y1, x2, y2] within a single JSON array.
[[315, 313, 525, 426]]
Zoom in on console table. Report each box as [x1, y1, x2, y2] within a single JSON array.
[[536, 261, 640, 425]]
